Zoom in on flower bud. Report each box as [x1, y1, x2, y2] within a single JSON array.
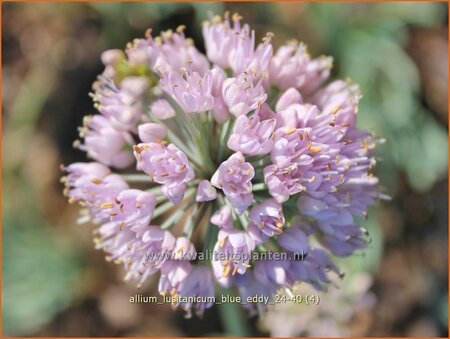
[[138, 123, 167, 143]]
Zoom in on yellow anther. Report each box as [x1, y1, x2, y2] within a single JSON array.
[[330, 106, 341, 115], [309, 146, 322, 153], [91, 178, 102, 185], [100, 202, 114, 209], [222, 264, 231, 277], [232, 13, 243, 22], [286, 127, 296, 135]]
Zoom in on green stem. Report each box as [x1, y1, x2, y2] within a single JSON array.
[[218, 288, 250, 337], [182, 204, 197, 238], [252, 183, 267, 191], [194, 119, 216, 175], [121, 174, 152, 182], [160, 200, 195, 229], [190, 202, 209, 239], [152, 200, 174, 219], [201, 200, 218, 258], [217, 117, 234, 163]]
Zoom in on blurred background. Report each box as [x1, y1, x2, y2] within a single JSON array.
[[2, 2, 448, 337]]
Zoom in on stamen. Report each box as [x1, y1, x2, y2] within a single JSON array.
[[91, 178, 102, 185], [232, 265, 238, 276], [222, 264, 231, 277], [286, 128, 296, 135], [100, 202, 114, 209]]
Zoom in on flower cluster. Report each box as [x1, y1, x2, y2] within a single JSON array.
[[62, 13, 385, 318]]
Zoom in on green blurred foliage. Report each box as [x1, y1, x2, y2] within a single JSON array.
[[89, 2, 225, 48], [2, 215, 83, 336]]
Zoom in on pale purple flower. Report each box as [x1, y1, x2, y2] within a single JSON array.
[[153, 29, 210, 75], [127, 227, 176, 284], [212, 228, 255, 282], [150, 99, 176, 120], [311, 80, 361, 130], [298, 55, 334, 96], [100, 49, 125, 78], [270, 43, 308, 89], [202, 14, 239, 69], [158, 260, 192, 296], [96, 225, 176, 286], [134, 142, 195, 204], [246, 222, 269, 246], [235, 270, 273, 316], [196, 180, 217, 202], [139, 226, 176, 265], [297, 195, 332, 219], [127, 28, 209, 75], [93, 76, 148, 132], [275, 87, 303, 112], [125, 37, 158, 68], [107, 189, 156, 230], [202, 13, 272, 76], [222, 72, 267, 117], [277, 226, 309, 257], [172, 236, 197, 260], [269, 42, 332, 94], [288, 248, 340, 291], [210, 67, 230, 123], [62, 162, 111, 204], [62, 162, 128, 224], [319, 225, 368, 257], [293, 123, 379, 257], [254, 260, 290, 292], [249, 199, 285, 237], [256, 102, 277, 121], [210, 205, 233, 230], [275, 103, 319, 130], [138, 123, 167, 143], [298, 178, 377, 257], [247, 34, 274, 80], [95, 223, 138, 263], [178, 266, 215, 318], [161, 184, 188, 206], [211, 152, 254, 214], [77, 115, 135, 169], [158, 69, 214, 114], [263, 127, 338, 203], [227, 114, 276, 156]]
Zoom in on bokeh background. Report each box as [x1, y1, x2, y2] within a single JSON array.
[[2, 2, 448, 337]]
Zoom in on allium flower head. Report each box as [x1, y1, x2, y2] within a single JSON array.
[[62, 13, 386, 318]]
